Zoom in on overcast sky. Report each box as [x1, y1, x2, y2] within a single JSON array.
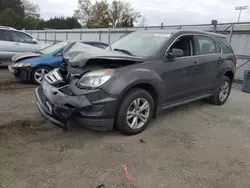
[[32, 0, 250, 25]]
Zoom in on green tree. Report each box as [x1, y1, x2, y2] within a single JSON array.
[[0, 0, 41, 29], [0, 0, 25, 28], [39, 16, 81, 29]]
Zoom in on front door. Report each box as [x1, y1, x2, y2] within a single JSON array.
[[161, 35, 199, 104]]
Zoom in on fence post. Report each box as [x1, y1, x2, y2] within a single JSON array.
[[211, 20, 218, 33], [108, 28, 111, 45], [66, 31, 68, 41], [213, 24, 217, 32], [161, 23, 163, 29], [80, 31, 83, 40], [125, 28, 127, 35], [37, 31, 40, 42], [99, 30, 102, 42], [54, 31, 56, 43], [229, 23, 234, 44], [45, 31, 47, 44], [145, 27, 147, 30]]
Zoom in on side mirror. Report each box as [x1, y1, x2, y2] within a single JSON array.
[[32, 38, 38, 44], [167, 48, 184, 58]]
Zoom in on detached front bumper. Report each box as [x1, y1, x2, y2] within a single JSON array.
[[35, 80, 117, 131]]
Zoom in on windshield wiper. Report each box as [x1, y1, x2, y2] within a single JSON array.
[[113, 48, 134, 56]]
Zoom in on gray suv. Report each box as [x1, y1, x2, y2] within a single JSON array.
[[35, 30, 236, 135], [0, 26, 46, 64]]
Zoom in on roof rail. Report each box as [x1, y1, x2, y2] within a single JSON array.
[[0, 26, 16, 30]]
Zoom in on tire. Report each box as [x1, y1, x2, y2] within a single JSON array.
[[209, 76, 231, 105], [31, 66, 51, 85], [115, 88, 154, 135]]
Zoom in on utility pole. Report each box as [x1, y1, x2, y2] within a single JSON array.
[[235, 6, 248, 22]]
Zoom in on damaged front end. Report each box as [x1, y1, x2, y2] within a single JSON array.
[[35, 42, 144, 130], [35, 68, 118, 130]]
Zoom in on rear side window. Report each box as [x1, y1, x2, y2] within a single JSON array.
[[196, 35, 221, 55], [11, 31, 33, 44]]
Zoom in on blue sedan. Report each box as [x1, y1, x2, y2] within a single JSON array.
[[8, 41, 109, 84]]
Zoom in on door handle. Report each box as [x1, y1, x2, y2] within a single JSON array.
[[193, 61, 199, 65], [15, 43, 20, 46]]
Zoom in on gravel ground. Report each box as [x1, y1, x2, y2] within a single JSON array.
[[1, 67, 250, 188]]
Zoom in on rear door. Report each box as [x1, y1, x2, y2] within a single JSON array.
[[162, 34, 200, 103], [0, 29, 16, 61], [193, 35, 222, 94]]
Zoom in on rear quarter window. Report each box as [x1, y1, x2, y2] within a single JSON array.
[[217, 37, 234, 54]]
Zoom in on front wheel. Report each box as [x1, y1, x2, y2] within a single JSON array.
[[115, 88, 154, 135], [31, 66, 51, 85], [209, 76, 231, 105]]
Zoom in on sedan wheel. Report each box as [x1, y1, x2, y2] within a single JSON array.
[[31, 66, 51, 85]]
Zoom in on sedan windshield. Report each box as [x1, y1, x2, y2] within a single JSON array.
[[108, 32, 171, 57], [38, 42, 68, 55]]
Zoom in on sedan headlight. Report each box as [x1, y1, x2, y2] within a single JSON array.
[[12, 63, 31, 67], [78, 69, 114, 89]]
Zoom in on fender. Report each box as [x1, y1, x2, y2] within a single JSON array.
[[101, 64, 166, 107]]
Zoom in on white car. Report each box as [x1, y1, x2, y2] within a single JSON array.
[[0, 26, 48, 64]]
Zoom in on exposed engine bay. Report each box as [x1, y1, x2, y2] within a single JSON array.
[[44, 42, 145, 88]]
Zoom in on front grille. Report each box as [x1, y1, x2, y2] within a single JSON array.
[[59, 86, 74, 96]]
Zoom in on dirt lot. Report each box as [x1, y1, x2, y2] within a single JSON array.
[[1, 67, 250, 188]]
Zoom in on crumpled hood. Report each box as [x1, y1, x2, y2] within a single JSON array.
[[63, 42, 144, 67], [12, 52, 41, 62]]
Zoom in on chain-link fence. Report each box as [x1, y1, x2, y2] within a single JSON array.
[[26, 22, 250, 81]]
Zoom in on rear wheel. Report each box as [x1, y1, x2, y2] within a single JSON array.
[[31, 66, 51, 85], [115, 88, 154, 135], [209, 76, 231, 105]]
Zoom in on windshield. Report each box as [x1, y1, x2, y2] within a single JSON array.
[[38, 42, 68, 55], [108, 32, 171, 57]]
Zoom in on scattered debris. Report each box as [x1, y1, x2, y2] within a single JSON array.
[[121, 164, 133, 181], [140, 139, 146, 143]]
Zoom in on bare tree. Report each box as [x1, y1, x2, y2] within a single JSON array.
[[108, 0, 141, 27], [22, 0, 40, 18], [74, 0, 92, 26], [74, 0, 140, 28]]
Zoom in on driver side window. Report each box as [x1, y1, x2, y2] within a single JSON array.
[[170, 35, 194, 57]]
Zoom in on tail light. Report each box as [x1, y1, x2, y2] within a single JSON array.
[[233, 55, 237, 67]]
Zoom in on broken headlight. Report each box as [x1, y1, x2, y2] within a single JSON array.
[[78, 69, 114, 89]]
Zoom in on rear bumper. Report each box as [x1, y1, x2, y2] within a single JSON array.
[[35, 80, 117, 131]]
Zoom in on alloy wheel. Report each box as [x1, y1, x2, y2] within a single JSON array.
[[34, 68, 49, 84], [219, 81, 229, 102], [126, 98, 150, 129]]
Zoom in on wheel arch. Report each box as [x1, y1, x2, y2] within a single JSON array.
[[223, 70, 234, 84], [115, 82, 161, 118]]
